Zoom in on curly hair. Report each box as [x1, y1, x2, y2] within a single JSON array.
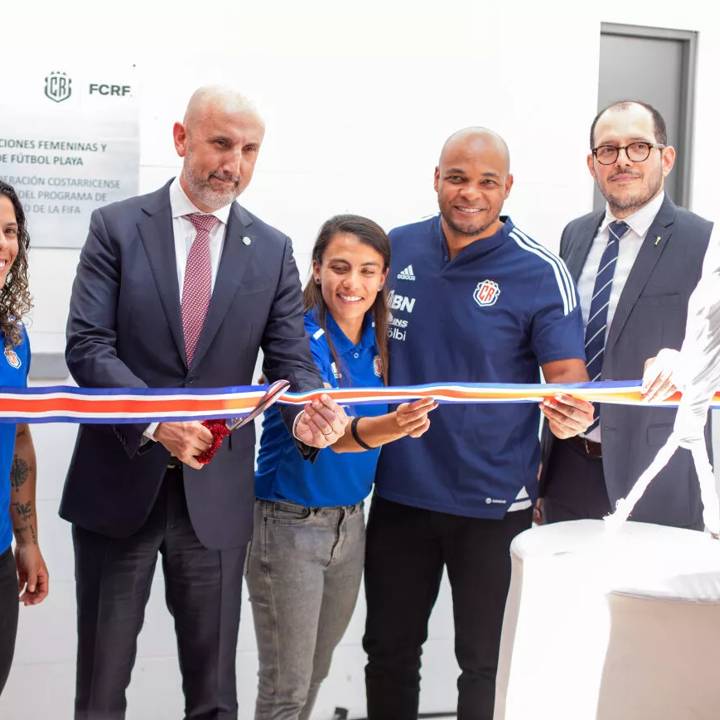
[[0, 181, 32, 347]]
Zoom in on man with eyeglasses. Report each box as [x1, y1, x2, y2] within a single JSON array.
[[538, 99, 714, 529]]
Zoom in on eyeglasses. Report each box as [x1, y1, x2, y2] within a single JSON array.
[[591, 141, 665, 165]]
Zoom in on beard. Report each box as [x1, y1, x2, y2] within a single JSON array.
[[183, 162, 241, 211], [442, 210, 497, 238], [605, 169, 663, 216]]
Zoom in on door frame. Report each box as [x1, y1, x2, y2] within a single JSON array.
[[600, 22, 697, 208]]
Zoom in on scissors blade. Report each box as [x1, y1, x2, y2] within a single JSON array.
[[225, 379, 291, 431]]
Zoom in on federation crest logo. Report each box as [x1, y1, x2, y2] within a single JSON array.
[[44, 71, 72, 103], [4, 347, 21, 369], [473, 280, 501, 307]]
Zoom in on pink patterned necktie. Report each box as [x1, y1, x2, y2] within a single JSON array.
[[182, 213, 219, 364]]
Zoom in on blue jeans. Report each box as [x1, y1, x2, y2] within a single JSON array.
[[246, 499, 365, 720]]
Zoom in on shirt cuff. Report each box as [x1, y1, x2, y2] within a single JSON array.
[[142, 422, 160, 444]]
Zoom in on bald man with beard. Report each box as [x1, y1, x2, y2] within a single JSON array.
[[62, 86, 347, 720], [362, 128, 593, 720]]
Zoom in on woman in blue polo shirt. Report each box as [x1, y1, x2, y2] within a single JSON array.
[[0, 182, 49, 695], [248, 215, 435, 720]]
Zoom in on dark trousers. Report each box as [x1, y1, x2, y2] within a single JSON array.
[[0, 546, 18, 696], [72, 468, 245, 720], [363, 495, 532, 720], [542, 438, 610, 522]]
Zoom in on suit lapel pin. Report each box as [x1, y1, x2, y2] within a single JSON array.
[[654, 235, 662, 246], [241, 236, 252, 246]]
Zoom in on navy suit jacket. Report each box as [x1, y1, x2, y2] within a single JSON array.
[[540, 195, 713, 528], [61, 181, 322, 549]]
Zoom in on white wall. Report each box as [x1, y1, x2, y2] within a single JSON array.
[[2, 1, 718, 718]]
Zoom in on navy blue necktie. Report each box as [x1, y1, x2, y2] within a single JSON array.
[[585, 220, 630, 431]]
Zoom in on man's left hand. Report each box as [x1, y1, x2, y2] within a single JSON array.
[[541, 393, 595, 439], [294, 394, 349, 448]]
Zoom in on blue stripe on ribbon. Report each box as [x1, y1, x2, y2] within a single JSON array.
[[0, 380, 712, 425]]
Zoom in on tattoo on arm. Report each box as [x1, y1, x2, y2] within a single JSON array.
[[12, 501, 38, 544], [13, 524, 38, 544], [10, 457, 29, 491], [12, 501, 32, 523]]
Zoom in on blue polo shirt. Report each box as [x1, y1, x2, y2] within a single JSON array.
[[0, 327, 31, 553], [255, 309, 387, 507], [376, 215, 584, 518]]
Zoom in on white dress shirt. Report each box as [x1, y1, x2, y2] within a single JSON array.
[[145, 178, 234, 440], [577, 190, 665, 442], [169, 176, 232, 296]]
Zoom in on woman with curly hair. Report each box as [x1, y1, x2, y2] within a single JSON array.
[[0, 181, 48, 695]]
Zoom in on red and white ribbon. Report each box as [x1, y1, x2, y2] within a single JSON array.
[[1, 381, 717, 424]]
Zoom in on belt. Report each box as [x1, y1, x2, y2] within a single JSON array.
[[566, 434, 602, 458], [166, 459, 183, 471]]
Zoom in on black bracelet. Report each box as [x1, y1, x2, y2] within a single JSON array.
[[350, 416, 374, 450]]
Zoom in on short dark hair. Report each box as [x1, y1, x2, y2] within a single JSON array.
[[590, 100, 668, 148]]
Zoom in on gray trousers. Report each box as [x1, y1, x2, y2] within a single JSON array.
[[246, 499, 365, 720]]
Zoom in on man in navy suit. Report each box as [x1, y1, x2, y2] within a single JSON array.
[[539, 100, 713, 529], [62, 86, 347, 719]]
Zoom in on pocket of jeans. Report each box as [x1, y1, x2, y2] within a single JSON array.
[[271, 501, 312, 524]]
